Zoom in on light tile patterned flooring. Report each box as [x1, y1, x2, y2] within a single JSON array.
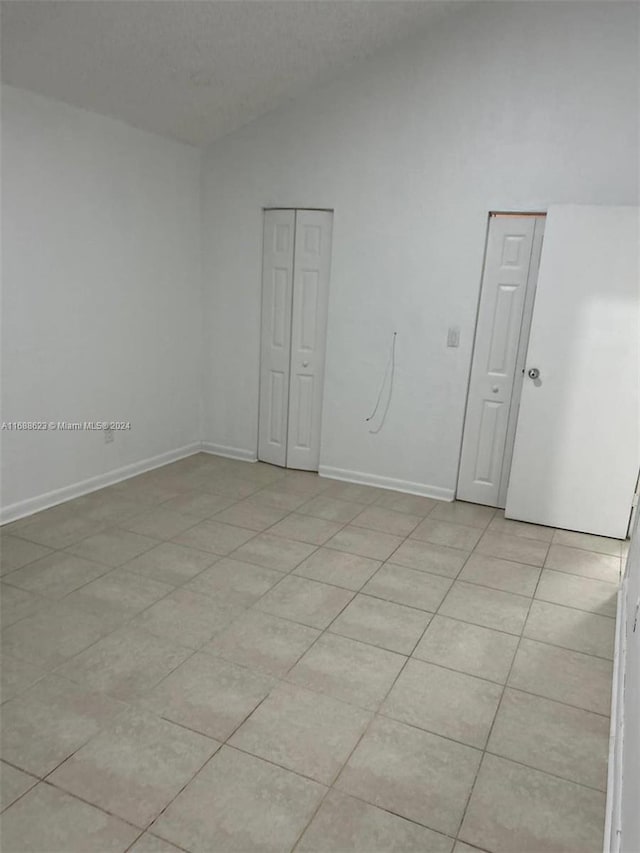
[[0, 453, 624, 853]]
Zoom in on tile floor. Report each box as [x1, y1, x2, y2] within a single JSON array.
[[0, 453, 624, 853]]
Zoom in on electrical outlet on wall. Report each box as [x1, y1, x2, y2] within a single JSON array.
[[104, 426, 114, 444]]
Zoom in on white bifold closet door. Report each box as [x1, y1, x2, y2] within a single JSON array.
[[505, 205, 639, 538], [258, 209, 332, 470]]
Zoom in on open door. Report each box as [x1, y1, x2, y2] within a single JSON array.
[[505, 205, 639, 538], [457, 213, 544, 507]]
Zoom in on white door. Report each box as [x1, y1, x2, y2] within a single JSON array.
[[258, 210, 295, 467], [457, 214, 545, 507], [506, 205, 639, 538], [258, 209, 332, 470], [286, 210, 333, 470]]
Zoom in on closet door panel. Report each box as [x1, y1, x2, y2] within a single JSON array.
[[258, 210, 295, 467], [286, 210, 333, 470]]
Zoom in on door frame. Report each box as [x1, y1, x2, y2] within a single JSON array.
[[456, 210, 546, 506]]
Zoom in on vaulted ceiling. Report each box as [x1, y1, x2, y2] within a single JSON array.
[[1, 1, 465, 146]]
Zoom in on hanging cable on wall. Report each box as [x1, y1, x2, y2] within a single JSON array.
[[365, 331, 397, 434]]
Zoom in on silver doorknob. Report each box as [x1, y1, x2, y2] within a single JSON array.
[[302, 361, 309, 368], [527, 368, 540, 380], [491, 386, 499, 393]]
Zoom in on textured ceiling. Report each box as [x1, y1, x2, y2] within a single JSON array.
[[1, 1, 464, 147]]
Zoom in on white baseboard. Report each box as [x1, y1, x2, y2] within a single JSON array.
[[201, 442, 257, 463], [0, 442, 201, 525], [318, 465, 454, 501]]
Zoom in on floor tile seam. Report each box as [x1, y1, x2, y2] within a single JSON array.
[[122, 550, 222, 588], [39, 695, 217, 782], [81, 686, 285, 838], [372, 707, 490, 753], [486, 524, 555, 544], [0, 757, 43, 783], [0, 775, 40, 816], [374, 557, 470, 585], [222, 740, 334, 790], [124, 829, 191, 853], [549, 534, 625, 556], [278, 607, 415, 717], [446, 576, 538, 604], [0, 676, 49, 707], [482, 745, 608, 794], [322, 543, 405, 562], [114, 501, 207, 531], [224, 535, 325, 574], [447, 572, 540, 599], [383, 551, 542, 598], [45, 614, 204, 706], [0, 578, 52, 609], [16, 725, 171, 832], [264, 567, 371, 596], [208, 566, 359, 672], [295, 498, 368, 523], [472, 549, 548, 569], [519, 631, 615, 662], [63, 529, 168, 568], [544, 550, 622, 570], [173, 544, 362, 676], [265, 581, 379, 693], [0, 555, 117, 600], [405, 653, 512, 688], [423, 503, 497, 529], [537, 565, 621, 587], [324, 621, 428, 658], [287, 645, 424, 853], [0, 525, 107, 551], [282, 582, 438, 700], [533, 591, 617, 619], [357, 571, 452, 613], [319, 606, 444, 798], [2, 775, 145, 835], [429, 570, 529, 636], [244, 596, 344, 634], [228, 504, 354, 550], [407, 532, 480, 553], [290, 564, 379, 591], [349, 513, 424, 538], [57, 556, 211, 628], [313, 784, 462, 848], [207, 501, 294, 530], [154, 512, 261, 545], [499, 682, 611, 719], [451, 564, 545, 837], [543, 549, 622, 572], [275, 585, 361, 677], [372, 495, 437, 519], [0, 549, 53, 577], [45, 743, 212, 836]]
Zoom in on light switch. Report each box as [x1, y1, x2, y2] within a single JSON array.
[[447, 327, 460, 348]]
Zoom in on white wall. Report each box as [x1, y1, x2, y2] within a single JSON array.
[[1, 86, 203, 518], [201, 1, 639, 496]]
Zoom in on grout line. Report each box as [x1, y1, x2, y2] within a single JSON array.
[[1, 461, 617, 852], [451, 551, 548, 841]]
